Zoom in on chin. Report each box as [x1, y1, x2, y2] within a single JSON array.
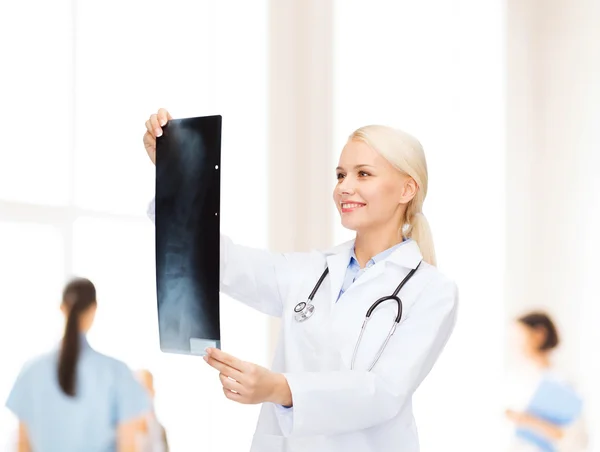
[[340, 218, 364, 232], [338, 217, 354, 230]]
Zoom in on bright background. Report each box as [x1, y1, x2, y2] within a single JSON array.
[[0, 0, 598, 451]]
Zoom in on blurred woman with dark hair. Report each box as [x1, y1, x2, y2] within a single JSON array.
[[505, 311, 588, 451], [5, 277, 150, 452]]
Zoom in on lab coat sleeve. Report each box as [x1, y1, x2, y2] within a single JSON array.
[[277, 277, 459, 437], [147, 197, 298, 317]]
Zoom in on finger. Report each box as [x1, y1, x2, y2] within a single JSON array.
[[157, 108, 172, 126], [143, 131, 156, 154], [143, 130, 155, 147], [219, 373, 244, 394], [207, 348, 247, 372], [145, 120, 153, 135], [149, 114, 163, 137], [222, 387, 244, 403], [204, 355, 244, 382]]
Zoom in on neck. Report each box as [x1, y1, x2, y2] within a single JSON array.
[[354, 228, 402, 268], [531, 352, 551, 370]]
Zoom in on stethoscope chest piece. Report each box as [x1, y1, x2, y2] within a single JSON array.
[[294, 301, 315, 322]]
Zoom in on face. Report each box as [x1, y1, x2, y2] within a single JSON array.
[[513, 322, 545, 359], [333, 139, 417, 234]]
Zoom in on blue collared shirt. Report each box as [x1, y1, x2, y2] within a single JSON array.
[[5, 336, 150, 452], [337, 240, 408, 301]]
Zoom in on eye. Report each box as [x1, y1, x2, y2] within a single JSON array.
[[336, 173, 345, 180], [358, 171, 370, 177]]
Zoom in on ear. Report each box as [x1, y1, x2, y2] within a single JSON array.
[[399, 177, 418, 204], [60, 303, 68, 316]]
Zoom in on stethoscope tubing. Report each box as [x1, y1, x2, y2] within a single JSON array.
[[294, 262, 422, 370]]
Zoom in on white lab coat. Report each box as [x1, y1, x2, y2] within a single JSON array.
[[148, 201, 459, 452]]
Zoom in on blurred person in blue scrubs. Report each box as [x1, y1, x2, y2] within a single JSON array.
[[5, 277, 151, 452], [505, 312, 588, 451]]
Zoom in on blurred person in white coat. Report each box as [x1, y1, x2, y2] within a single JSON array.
[[143, 108, 459, 452], [505, 312, 588, 451]]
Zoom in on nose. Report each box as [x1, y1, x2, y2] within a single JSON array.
[[336, 176, 355, 196]]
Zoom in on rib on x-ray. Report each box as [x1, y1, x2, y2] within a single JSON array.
[[154, 115, 221, 356]]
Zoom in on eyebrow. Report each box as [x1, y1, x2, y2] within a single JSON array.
[[336, 164, 376, 171]]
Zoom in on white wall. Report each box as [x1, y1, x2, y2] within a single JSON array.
[[333, 1, 507, 450], [506, 0, 600, 448], [2, 1, 597, 450], [266, 0, 335, 356]]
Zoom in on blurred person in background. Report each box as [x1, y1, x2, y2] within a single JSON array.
[[134, 369, 169, 452], [5, 277, 151, 452], [505, 311, 588, 451]]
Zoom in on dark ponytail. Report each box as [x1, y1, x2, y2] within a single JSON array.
[[58, 277, 96, 397]]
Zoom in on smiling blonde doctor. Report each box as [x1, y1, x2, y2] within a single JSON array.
[[144, 108, 458, 452]]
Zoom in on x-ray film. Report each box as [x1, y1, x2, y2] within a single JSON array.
[[155, 115, 221, 356]]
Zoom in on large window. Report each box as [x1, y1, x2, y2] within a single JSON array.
[[332, 1, 507, 450], [0, 1, 268, 450]]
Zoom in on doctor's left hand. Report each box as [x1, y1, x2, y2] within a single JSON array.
[[204, 348, 293, 406]]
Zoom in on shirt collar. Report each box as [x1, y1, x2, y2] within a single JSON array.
[[80, 334, 90, 349], [54, 333, 91, 354], [349, 238, 407, 269]]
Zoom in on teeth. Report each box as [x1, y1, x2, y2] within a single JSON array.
[[342, 203, 364, 209]]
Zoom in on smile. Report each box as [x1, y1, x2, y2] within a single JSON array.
[[341, 202, 366, 213]]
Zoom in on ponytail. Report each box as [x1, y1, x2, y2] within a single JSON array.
[[405, 211, 437, 267], [58, 304, 82, 396], [58, 278, 96, 397]]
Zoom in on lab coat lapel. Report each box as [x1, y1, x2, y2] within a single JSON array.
[[325, 244, 352, 306], [345, 264, 386, 293], [323, 239, 423, 305], [387, 239, 423, 269], [344, 239, 423, 293]]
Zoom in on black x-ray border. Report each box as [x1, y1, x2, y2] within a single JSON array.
[[154, 115, 221, 356]]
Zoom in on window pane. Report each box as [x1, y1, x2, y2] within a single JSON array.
[[73, 0, 213, 214], [0, 1, 72, 205], [0, 222, 64, 448]]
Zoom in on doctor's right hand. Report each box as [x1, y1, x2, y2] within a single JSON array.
[[143, 108, 173, 165]]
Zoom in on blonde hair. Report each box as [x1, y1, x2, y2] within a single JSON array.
[[349, 125, 437, 266]]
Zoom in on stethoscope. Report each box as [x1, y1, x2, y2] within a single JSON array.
[[294, 261, 422, 371]]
